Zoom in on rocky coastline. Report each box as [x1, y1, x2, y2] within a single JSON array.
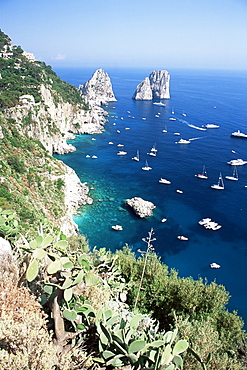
[[3, 68, 116, 236]]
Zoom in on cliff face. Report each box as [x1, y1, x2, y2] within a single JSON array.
[[0, 31, 115, 236], [53, 161, 93, 236], [133, 70, 170, 100], [4, 84, 107, 155], [79, 69, 117, 106]]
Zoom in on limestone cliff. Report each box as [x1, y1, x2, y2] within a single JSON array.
[[133, 70, 170, 100], [79, 69, 117, 106], [0, 30, 109, 236], [53, 161, 93, 236], [4, 84, 107, 155]]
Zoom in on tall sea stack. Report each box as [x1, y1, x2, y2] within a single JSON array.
[[133, 70, 170, 100], [79, 68, 117, 106]]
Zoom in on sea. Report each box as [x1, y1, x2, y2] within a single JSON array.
[[53, 67, 247, 327]]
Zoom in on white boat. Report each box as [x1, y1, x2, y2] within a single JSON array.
[[112, 225, 123, 231], [182, 112, 187, 116], [225, 166, 238, 181], [147, 144, 157, 156], [195, 165, 208, 179], [227, 158, 247, 166], [117, 151, 127, 155], [150, 144, 157, 152], [169, 117, 176, 121], [159, 178, 171, 184], [117, 130, 121, 133], [174, 132, 180, 136], [147, 151, 156, 157], [198, 218, 212, 225], [176, 189, 183, 194], [142, 160, 152, 171], [132, 150, 140, 162], [176, 138, 190, 144], [210, 262, 220, 269], [117, 144, 124, 147], [198, 218, 222, 230], [204, 124, 220, 128], [108, 142, 114, 145], [211, 173, 224, 190], [171, 108, 175, 114], [153, 102, 166, 106], [92, 155, 98, 159], [187, 124, 206, 131], [177, 235, 189, 241], [162, 126, 168, 132], [231, 130, 247, 138], [161, 218, 167, 223]]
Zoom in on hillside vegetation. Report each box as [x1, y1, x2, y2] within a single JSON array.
[[0, 30, 246, 369], [0, 30, 87, 109], [0, 112, 69, 235]]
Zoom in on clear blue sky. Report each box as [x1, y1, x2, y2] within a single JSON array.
[[1, 0, 247, 70]]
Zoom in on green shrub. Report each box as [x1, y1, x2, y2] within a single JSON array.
[[6, 155, 26, 174]]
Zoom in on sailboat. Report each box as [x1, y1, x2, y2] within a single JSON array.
[[225, 166, 238, 181], [147, 144, 157, 156], [195, 165, 208, 179], [211, 172, 224, 190], [142, 160, 152, 171], [150, 143, 157, 153], [132, 150, 140, 162]]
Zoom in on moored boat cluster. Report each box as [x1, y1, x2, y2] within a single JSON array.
[[198, 218, 222, 230]]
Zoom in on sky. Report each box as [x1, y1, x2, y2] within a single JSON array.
[[1, 0, 247, 70]]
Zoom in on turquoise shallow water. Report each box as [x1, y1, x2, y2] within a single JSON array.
[[54, 67, 247, 326]]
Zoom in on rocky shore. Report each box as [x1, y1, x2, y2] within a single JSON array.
[[3, 68, 116, 236]]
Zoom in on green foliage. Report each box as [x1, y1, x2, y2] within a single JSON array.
[[56, 178, 64, 190], [116, 245, 246, 369], [0, 208, 19, 238], [94, 306, 188, 369], [0, 37, 87, 109], [6, 154, 26, 174]]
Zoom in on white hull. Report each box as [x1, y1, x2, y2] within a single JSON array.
[[211, 185, 224, 190], [211, 172, 224, 189], [159, 178, 171, 184]]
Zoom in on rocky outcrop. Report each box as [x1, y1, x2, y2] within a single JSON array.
[[56, 161, 93, 235], [0, 237, 12, 258], [79, 69, 117, 106], [126, 197, 156, 218], [133, 70, 170, 100], [4, 84, 107, 155]]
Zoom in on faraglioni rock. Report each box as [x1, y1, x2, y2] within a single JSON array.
[[126, 197, 156, 218], [79, 68, 117, 106], [132, 70, 170, 100]]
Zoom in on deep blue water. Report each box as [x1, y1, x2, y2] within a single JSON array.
[[54, 67, 247, 326]]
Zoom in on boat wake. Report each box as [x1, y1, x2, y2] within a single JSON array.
[[177, 118, 188, 124], [189, 137, 203, 141], [187, 123, 207, 131], [177, 119, 206, 131]]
